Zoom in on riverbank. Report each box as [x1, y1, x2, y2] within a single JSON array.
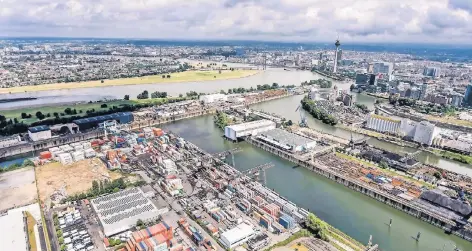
[[311, 70, 343, 81], [0, 70, 261, 94]]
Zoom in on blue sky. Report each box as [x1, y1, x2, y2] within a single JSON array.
[[0, 0, 471, 44]]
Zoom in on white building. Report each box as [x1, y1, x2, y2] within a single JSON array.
[[413, 121, 439, 146], [199, 93, 228, 103], [0, 134, 22, 148], [91, 188, 161, 237], [224, 120, 276, 141], [308, 87, 320, 100], [219, 223, 255, 249], [400, 119, 417, 138], [159, 159, 179, 175], [373, 62, 394, 80], [28, 125, 51, 141], [366, 114, 401, 135]]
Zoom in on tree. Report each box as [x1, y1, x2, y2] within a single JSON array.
[[166, 75, 171, 78], [137, 219, 144, 227], [13, 118, 18, 124], [64, 108, 72, 115], [92, 180, 99, 194], [433, 172, 441, 180], [162, 75, 166, 78], [305, 213, 329, 241], [124, 95, 130, 100], [379, 161, 389, 169], [350, 84, 356, 91], [286, 120, 293, 126], [58, 237, 64, 244], [137, 90, 149, 99], [179, 94, 183, 98], [21, 112, 28, 119], [53, 112, 59, 117], [35, 111, 45, 120], [99, 180, 104, 193], [101, 80, 104, 83], [101, 104, 108, 108], [272, 82, 279, 89]]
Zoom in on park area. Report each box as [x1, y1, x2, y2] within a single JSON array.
[[35, 158, 123, 204], [1, 98, 171, 124], [0, 69, 259, 94], [0, 167, 37, 211]]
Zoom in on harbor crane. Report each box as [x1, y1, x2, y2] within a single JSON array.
[[295, 105, 309, 128], [211, 147, 242, 167], [238, 162, 275, 185]]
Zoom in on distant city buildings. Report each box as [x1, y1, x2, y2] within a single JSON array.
[[463, 84, 472, 107], [355, 73, 376, 87], [372, 62, 394, 81]]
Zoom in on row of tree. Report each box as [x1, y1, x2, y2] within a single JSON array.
[[301, 97, 338, 125], [301, 79, 333, 88]]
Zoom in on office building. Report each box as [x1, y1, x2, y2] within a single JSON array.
[[355, 73, 376, 87], [420, 83, 430, 100], [451, 93, 463, 107], [366, 114, 401, 135], [373, 62, 394, 81], [28, 125, 52, 141], [367, 63, 374, 73], [464, 84, 472, 106], [423, 67, 441, 78]]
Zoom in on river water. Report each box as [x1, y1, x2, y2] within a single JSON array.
[[162, 115, 472, 251]]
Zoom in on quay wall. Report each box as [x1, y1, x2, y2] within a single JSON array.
[[245, 137, 472, 242]]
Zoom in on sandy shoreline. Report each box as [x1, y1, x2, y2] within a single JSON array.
[[0, 70, 262, 95]]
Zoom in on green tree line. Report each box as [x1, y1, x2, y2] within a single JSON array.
[[301, 97, 338, 125]]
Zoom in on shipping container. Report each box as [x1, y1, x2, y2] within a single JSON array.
[[192, 232, 203, 244], [40, 151, 52, 159]]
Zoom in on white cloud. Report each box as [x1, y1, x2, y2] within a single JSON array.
[[0, 0, 471, 43]]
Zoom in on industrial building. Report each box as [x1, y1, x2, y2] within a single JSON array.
[[199, 93, 227, 103], [73, 112, 134, 131], [90, 187, 161, 237], [224, 120, 276, 141], [365, 114, 401, 135], [219, 222, 255, 249], [413, 121, 439, 146], [256, 128, 317, 152], [28, 125, 52, 141], [0, 134, 23, 148], [0, 203, 42, 251]]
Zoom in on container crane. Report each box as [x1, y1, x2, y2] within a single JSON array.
[[295, 105, 308, 128]]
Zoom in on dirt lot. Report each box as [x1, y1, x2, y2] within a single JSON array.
[[0, 167, 37, 211], [36, 158, 123, 203]]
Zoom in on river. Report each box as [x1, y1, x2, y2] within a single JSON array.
[[161, 115, 472, 251]]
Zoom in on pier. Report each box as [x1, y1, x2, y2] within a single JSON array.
[[245, 136, 472, 242]]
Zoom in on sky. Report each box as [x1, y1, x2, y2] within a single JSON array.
[[0, 0, 471, 44]]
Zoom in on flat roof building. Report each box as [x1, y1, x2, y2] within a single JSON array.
[[91, 187, 161, 237], [73, 112, 134, 131], [225, 120, 276, 141], [256, 128, 317, 152], [219, 223, 255, 249], [28, 125, 51, 141]]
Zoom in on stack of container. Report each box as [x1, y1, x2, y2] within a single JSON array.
[[211, 211, 223, 222], [40, 151, 52, 160], [58, 153, 73, 165], [278, 212, 296, 229], [84, 148, 96, 158], [282, 203, 297, 214], [73, 144, 84, 152], [251, 196, 266, 207], [259, 214, 274, 229], [82, 142, 92, 149], [125, 222, 173, 251], [60, 144, 73, 152], [153, 128, 164, 137], [71, 151, 85, 162], [263, 203, 280, 218]]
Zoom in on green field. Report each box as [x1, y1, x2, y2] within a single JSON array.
[[0, 70, 259, 94], [2, 98, 171, 124]]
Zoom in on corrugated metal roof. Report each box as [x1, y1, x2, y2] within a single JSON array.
[[28, 125, 50, 133], [73, 112, 132, 125]]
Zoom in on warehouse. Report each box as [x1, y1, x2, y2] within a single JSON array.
[[256, 128, 317, 152], [73, 112, 134, 131], [0, 210, 28, 251], [91, 187, 161, 237], [28, 125, 52, 141], [219, 222, 255, 249], [199, 93, 227, 103], [224, 120, 276, 141]]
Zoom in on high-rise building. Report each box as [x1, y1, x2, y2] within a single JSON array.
[[463, 84, 472, 106], [423, 67, 441, 78], [355, 73, 376, 87], [420, 83, 430, 100], [367, 63, 374, 73], [373, 62, 393, 80], [451, 93, 464, 107], [333, 39, 341, 73]]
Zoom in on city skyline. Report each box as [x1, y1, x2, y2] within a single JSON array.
[[1, 0, 471, 44]]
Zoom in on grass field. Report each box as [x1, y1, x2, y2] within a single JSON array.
[[1, 98, 173, 124], [0, 70, 260, 94]]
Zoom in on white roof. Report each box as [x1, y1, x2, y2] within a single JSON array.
[[91, 188, 160, 237], [221, 223, 254, 245], [0, 210, 28, 251], [226, 120, 275, 132]]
